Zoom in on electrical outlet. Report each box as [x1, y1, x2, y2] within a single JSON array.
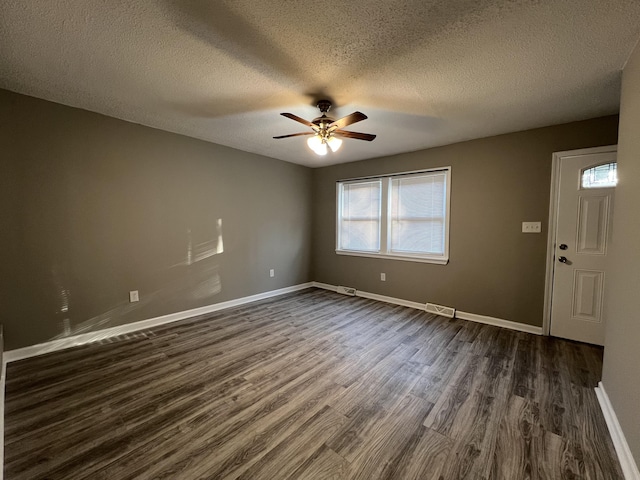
[[269, 269, 275, 278], [522, 222, 542, 233], [381, 273, 386, 281], [129, 290, 139, 302]]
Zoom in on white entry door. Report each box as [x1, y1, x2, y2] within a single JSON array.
[[550, 148, 617, 345]]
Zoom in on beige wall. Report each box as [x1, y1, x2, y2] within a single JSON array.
[[312, 116, 619, 327], [0, 89, 313, 350], [602, 42, 640, 465]]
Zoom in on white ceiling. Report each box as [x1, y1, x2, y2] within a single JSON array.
[[1, 1, 639, 167]]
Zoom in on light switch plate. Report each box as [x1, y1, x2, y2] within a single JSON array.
[[522, 222, 542, 233], [129, 290, 139, 302]]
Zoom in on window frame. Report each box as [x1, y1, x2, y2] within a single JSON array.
[[335, 167, 451, 265]]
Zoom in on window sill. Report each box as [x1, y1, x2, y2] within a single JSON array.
[[335, 249, 449, 265]]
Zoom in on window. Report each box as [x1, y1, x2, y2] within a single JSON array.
[[581, 162, 617, 189], [337, 180, 381, 252], [336, 168, 450, 264]]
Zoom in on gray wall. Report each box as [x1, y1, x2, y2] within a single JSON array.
[[0, 86, 623, 353], [0, 89, 313, 350], [0, 93, 22, 350], [602, 42, 640, 465], [312, 116, 619, 327]]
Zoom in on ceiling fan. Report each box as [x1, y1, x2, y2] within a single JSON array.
[[273, 100, 376, 156]]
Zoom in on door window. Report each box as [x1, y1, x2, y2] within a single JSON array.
[[581, 163, 617, 189]]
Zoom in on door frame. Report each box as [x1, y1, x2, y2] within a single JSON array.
[[542, 145, 618, 336]]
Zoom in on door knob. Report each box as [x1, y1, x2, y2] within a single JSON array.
[[559, 244, 568, 250], [558, 256, 568, 263]]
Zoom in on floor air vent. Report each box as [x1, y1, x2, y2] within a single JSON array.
[[425, 303, 456, 318], [336, 286, 357, 296]]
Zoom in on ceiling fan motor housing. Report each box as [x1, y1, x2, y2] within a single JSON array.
[[317, 100, 332, 113], [312, 116, 335, 127]]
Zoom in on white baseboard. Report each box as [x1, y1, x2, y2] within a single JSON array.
[[455, 311, 542, 335], [4, 282, 314, 364], [5, 283, 541, 363], [312, 282, 543, 335], [312, 282, 423, 310], [311, 282, 338, 292], [595, 382, 640, 480], [354, 290, 425, 311]]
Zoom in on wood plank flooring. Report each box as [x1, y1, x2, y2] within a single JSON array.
[[4, 288, 624, 479]]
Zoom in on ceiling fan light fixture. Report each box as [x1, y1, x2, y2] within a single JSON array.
[[314, 141, 328, 156], [307, 134, 328, 155], [307, 135, 322, 150], [327, 135, 342, 153]]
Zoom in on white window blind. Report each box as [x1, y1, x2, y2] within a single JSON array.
[[338, 180, 381, 252], [390, 173, 447, 255]]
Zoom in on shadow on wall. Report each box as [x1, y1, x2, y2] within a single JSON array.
[[50, 218, 225, 341]]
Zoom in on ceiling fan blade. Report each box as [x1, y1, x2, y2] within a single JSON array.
[[334, 130, 376, 141], [273, 132, 315, 139], [280, 113, 318, 130], [329, 112, 367, 130]]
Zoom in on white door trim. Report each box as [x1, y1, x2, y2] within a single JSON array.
[[543, 145, 618, 336]]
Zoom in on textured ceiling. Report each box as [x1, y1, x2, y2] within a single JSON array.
[[1, 1, 639, 167]]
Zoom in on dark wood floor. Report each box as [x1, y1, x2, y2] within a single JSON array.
[[4, 288, 623, 479]]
